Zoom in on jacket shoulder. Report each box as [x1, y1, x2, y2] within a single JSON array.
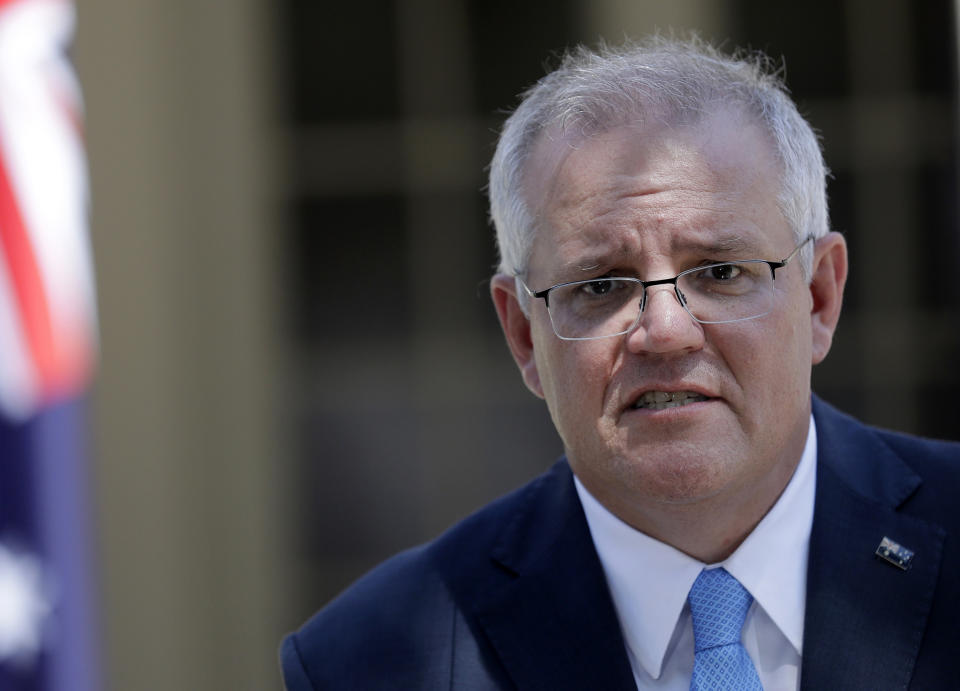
[[870, 425, 960, 514], [281, 544, 454, 690], [813, 395, 960, 529], [872, 425, 960, 469]]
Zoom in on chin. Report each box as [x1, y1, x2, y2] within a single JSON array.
[[610, 447, 734, 504]]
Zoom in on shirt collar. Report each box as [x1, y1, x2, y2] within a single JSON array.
[[575, 414, 817, 680]]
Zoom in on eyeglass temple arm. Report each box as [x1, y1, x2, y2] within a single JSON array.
[[769, 234, 815, 278], [515, 277, 552, 306]]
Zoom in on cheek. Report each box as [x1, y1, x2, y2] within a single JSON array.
[[717, 311, 809, 405], [536, 340, 615, 440], [775, 297, 814, 385], [737, 311, 812, 422]]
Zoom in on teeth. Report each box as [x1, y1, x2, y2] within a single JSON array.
[[634, 391, 708, 410]]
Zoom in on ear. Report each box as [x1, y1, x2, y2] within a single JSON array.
[[490, 274, 544, 398], [809, 232, 848, 364]]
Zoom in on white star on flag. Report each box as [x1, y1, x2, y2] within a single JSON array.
[[0, 541, 52, 666]]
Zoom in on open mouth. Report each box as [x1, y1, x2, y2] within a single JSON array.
[[632, 391, 709, 411]]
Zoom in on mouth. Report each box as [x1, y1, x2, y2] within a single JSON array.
[[631, 390, 710, 411]]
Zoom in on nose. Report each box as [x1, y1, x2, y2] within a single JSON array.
[[625, 285, 705, 354]]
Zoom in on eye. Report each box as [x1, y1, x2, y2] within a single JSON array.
[[702, 263, 741, 281], [560, 278, 636, 308], [583, 279, 616, 296]]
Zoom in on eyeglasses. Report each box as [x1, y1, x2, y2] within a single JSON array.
[[522, 235, 814, 341]]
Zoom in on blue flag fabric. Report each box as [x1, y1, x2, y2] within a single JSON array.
[[0, 398, 101, 691]]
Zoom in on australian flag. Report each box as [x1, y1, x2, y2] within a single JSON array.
[[0, 0, 100, 689]]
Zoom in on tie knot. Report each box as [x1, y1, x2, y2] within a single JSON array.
[[687, 568, 753, 652]]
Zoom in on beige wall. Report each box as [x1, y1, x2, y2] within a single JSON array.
[[75, 1, 287, 688]]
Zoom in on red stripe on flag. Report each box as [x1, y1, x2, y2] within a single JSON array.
[[0, 0, 27, 13], [0, 141, 59, 399]]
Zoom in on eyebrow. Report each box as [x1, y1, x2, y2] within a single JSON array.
[[557, 234, 757, 275], [676, 234, 754, 257]]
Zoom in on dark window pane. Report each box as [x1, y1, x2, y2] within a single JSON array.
[[298, 405, 421, 557], [288, 196, 409, 342], [917, 160, 960, 309], [916, 383, 960, 441], [467, 0, 576, 114], [826, 170, 859, 310], [280, 0, 400, 123], [733, 0, 850, 99], [912, 0, 956, 94]]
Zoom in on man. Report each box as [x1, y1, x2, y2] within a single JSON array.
[[281, 38, 960, 689]]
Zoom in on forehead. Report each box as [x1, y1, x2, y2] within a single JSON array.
[[523, 111, 790, 279]]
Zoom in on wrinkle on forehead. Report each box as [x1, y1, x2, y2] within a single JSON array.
[[523, 111, 787, 283], [524, 109, 780, 219]]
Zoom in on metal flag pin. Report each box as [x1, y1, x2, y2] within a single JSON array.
[[875, 537, 914, 570]]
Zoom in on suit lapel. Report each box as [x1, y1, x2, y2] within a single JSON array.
[[472, 461, 636, 691], [801, 399, 946, 689]]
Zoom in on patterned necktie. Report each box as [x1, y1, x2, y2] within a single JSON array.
[[687, 568, 763, 690]]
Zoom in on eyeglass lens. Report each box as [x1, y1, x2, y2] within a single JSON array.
[[546, 261, 775, 339]]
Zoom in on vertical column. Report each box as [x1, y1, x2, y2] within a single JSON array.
[[75, 0, 285, 689]]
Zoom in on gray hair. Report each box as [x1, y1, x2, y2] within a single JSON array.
[[488, 37, 829, 284]]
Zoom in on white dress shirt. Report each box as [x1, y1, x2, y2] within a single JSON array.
[[575, 415, 817, 691]]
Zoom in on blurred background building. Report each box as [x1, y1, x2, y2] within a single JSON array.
[[74, 0, 958, 688]]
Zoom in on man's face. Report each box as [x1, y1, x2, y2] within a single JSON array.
[[495, 112, 844, 531]]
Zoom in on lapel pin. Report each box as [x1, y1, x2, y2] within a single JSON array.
[[875, 536, 914, 570]]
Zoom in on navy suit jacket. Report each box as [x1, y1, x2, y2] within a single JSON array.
[[281, 397, 960, 689]]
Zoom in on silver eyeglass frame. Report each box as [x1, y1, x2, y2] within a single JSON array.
[[519, 235, 815, 341]]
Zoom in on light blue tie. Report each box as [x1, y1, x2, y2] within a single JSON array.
[[687, 568, 763, 690]]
